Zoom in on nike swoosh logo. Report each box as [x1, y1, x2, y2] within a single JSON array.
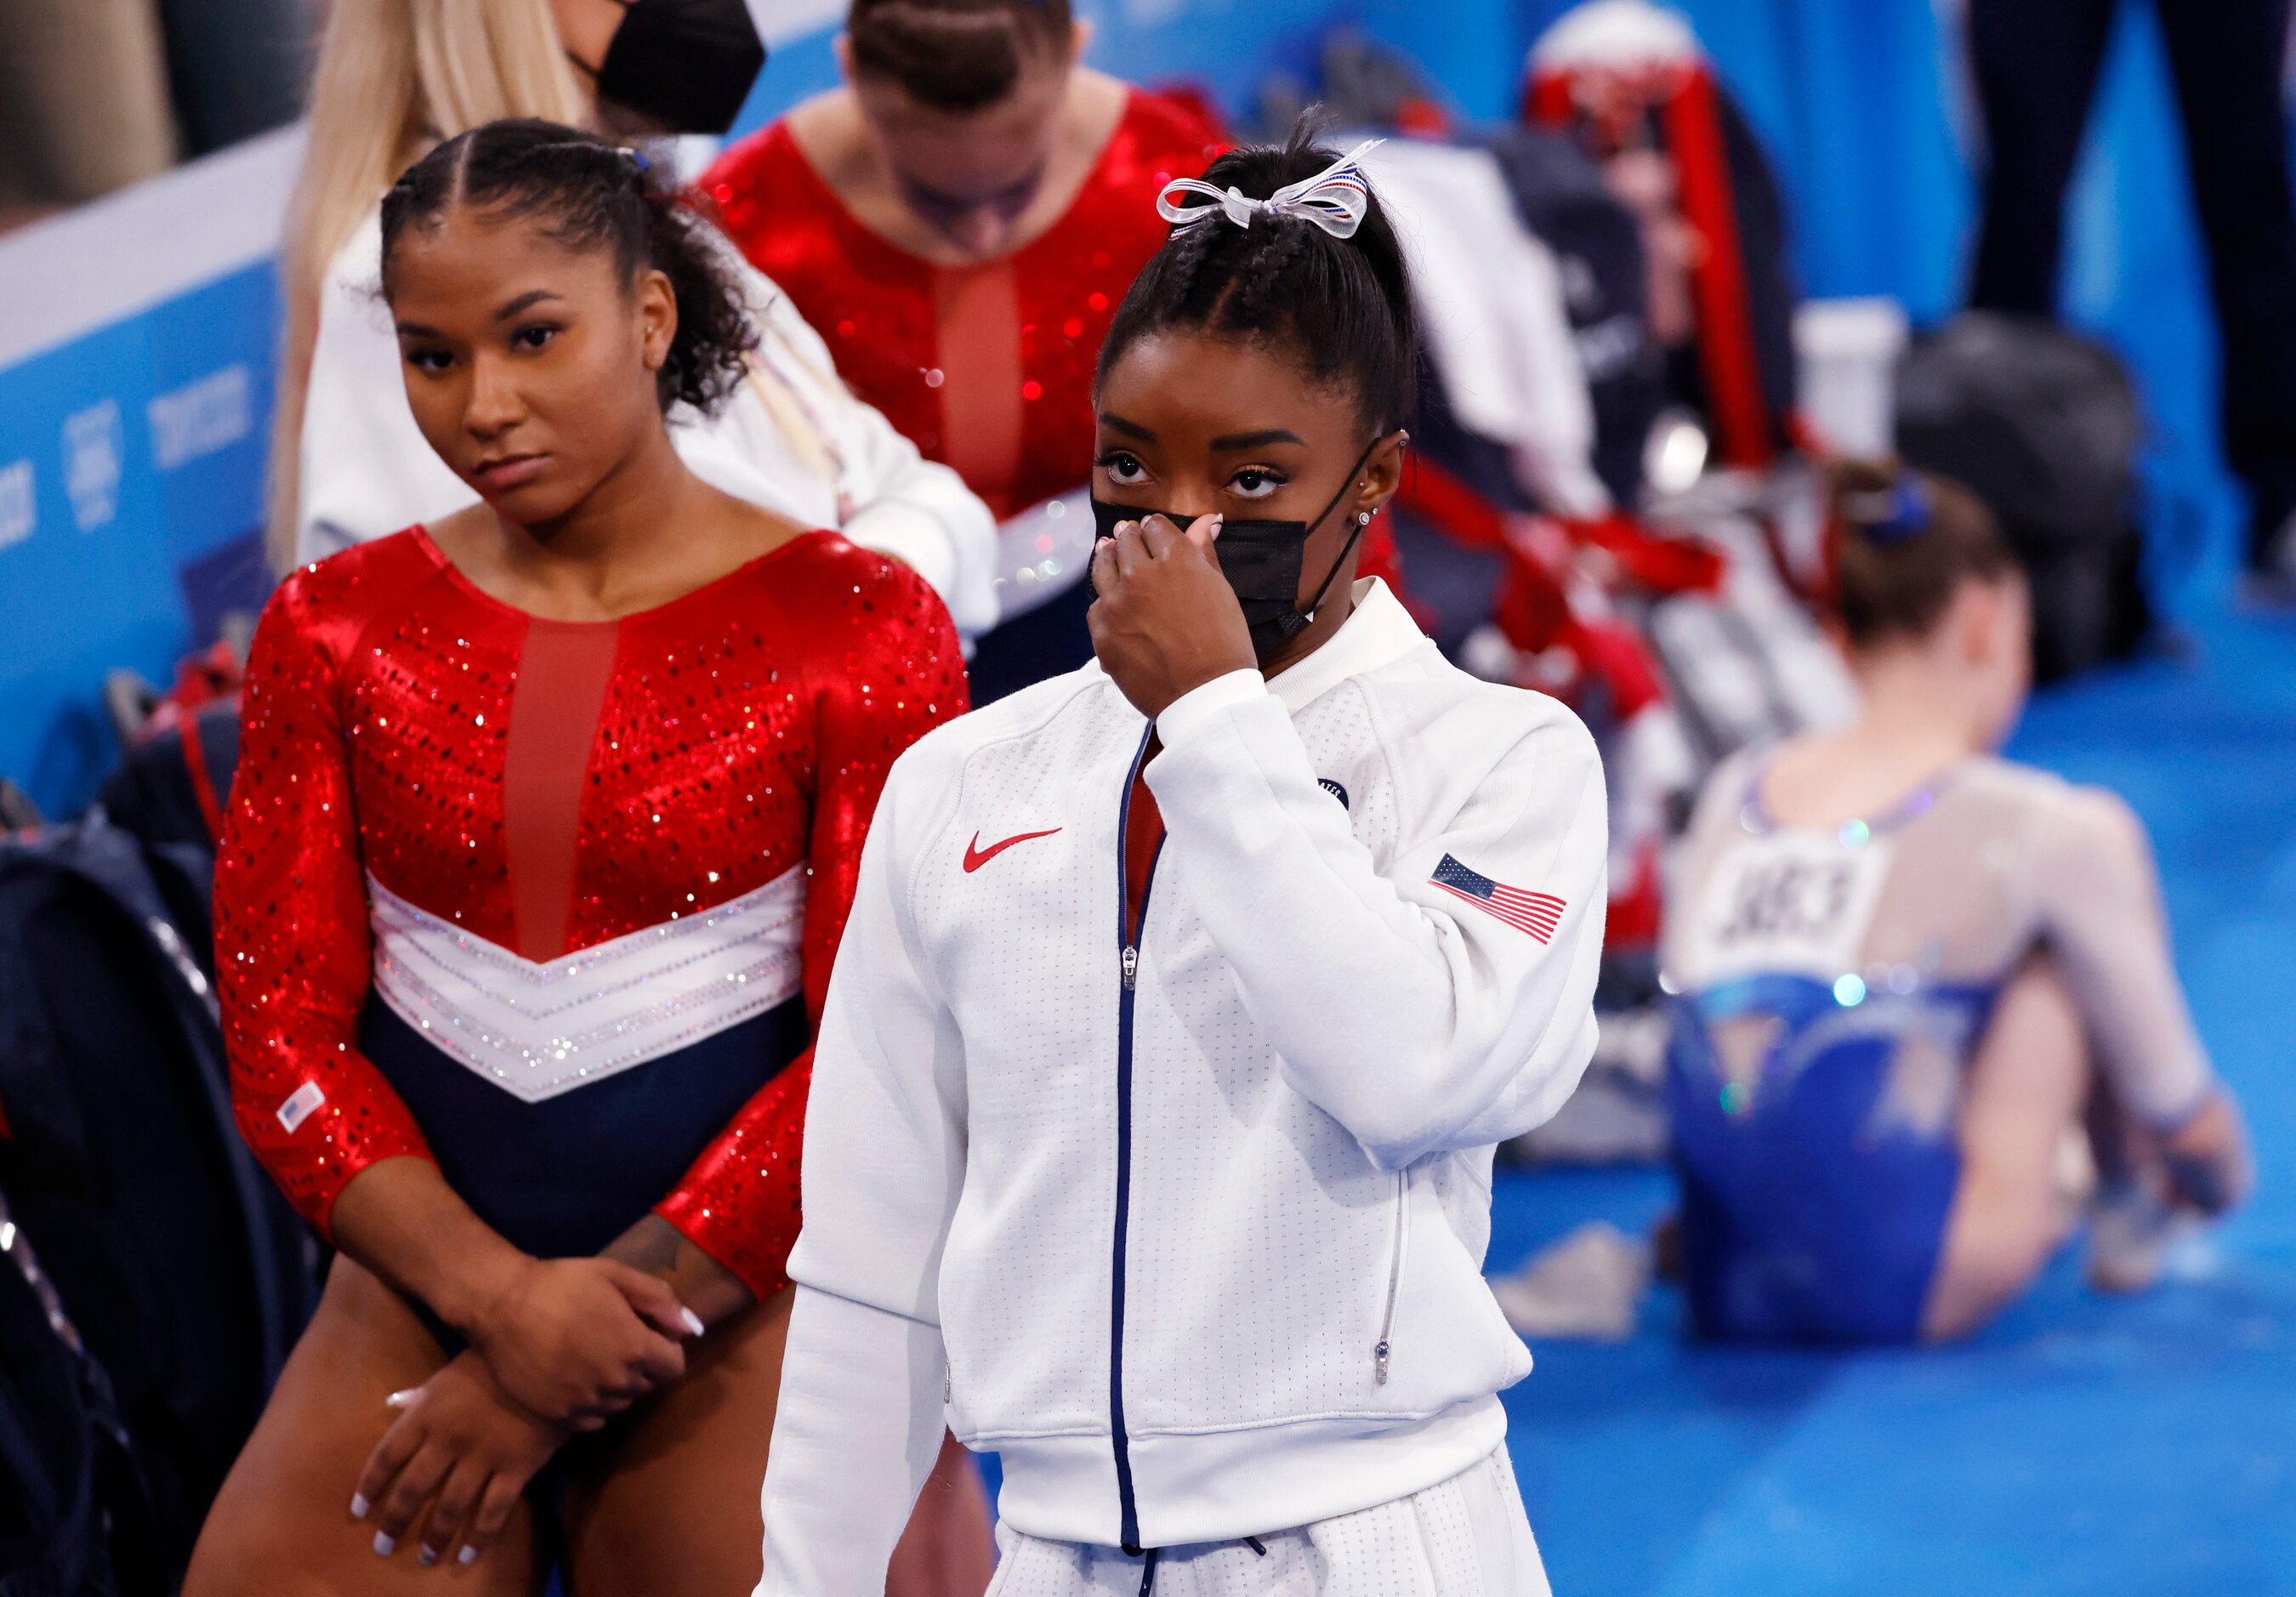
[[963, 827, 1062, 873]]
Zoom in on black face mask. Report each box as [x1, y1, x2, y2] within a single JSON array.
[[1092, 439, 1381, 665], [573, 0, 767, 136]]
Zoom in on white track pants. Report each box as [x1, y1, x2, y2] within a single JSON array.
[[984, 1447, 1552, 1596]]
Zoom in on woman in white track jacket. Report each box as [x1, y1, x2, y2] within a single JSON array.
[[756, 128, 1610, 1596]]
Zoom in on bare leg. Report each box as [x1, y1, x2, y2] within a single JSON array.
[[184, 1254, 543, 1595], [562, 1287, 994, 1597], [1922, 955, 2089, 1342], [560, 1287, 793, 1597]]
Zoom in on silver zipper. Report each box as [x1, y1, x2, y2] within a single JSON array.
[[1375, 1170, 1406, 1384], [943, 1363, 952, 1405], [1122, 945, 1139, 990]]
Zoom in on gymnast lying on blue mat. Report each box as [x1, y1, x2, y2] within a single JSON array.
[[1656, 463, 2250, 1344]]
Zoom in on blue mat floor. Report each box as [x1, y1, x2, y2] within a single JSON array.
[[1495, 593, 2296, 1596]]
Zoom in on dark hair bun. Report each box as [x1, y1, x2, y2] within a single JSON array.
[[380, 119, 758, 417], [1830, 459, 2018, 648], [847, 0, 1072, 114], [1098, 115, 1420, 435]]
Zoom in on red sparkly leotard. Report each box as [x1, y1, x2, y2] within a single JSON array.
[[214, 527, 966, 1300], [702, 90, 1226, 520]]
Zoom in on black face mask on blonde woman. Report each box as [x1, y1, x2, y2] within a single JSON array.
[[573, 0, 766, 135]]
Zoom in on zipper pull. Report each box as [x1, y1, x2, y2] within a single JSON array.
[[1122, 946, 1139, 990], [943, 1364, 952, 1405], [1374, 1339, 1390, 1385]]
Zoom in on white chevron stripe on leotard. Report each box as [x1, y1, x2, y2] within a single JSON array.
[[366, 867, 806, 1104]]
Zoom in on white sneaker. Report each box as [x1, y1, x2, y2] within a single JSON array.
[[1490, 1223, 1653, 1342], [2085, 1174, 2198, 1294]]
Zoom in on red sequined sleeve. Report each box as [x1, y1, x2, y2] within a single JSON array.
[[655, 552, 969, 1299], [215, 571, 435, 1238]]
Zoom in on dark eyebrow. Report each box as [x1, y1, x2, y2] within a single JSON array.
[[394, 320, 443, 339], [1097, 411, 1157, 442], [1209, 428, 1306, 452], [494, 289, 564, 321]]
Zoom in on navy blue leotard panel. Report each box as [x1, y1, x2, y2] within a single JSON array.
[[358, 995, 809, 1265], [1666, 975, 1996, 1344]]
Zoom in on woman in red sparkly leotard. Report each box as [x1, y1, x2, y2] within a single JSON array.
[[702, 0, 1225, 702], [185, 123, 974, 1596]]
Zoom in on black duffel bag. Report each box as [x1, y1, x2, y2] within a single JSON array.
[[1895, 310, 2153, 681], [0, 820, 315, 1589], [0, 1190, 160, 1597]]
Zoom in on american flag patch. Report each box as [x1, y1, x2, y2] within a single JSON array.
[[276, 1081, 326, 1134], [1430, 855, 1566, 943]]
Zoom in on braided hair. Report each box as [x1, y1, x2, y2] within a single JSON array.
[[379, 119, 757, 416], [1098, 119, 1420, 435]]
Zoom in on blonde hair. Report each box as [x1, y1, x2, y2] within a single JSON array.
[[267, 0, 588, 571]]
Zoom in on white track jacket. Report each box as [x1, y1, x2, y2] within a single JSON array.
[[757, 580, 1607, 1592]]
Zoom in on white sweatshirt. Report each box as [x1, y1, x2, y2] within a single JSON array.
[[297, 212, 1000, 635], [759, 580, 1608, 1591]]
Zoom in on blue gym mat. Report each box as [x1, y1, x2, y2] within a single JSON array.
[[1496, 596, 2296, 1596]]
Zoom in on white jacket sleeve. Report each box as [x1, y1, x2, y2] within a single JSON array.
[[1146, 671, 1608, 1169], [295, 216, 478, 562], [755, 1287, 947, 1597], [755, 753, 968, 1592], [746, 273, 1001, 637]]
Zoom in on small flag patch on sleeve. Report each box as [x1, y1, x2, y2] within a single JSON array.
[[1429, 854, 1567, 943], [276, 1081, 326, 1134]]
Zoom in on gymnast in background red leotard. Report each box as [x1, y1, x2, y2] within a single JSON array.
[[702, 0, 1225, 701]]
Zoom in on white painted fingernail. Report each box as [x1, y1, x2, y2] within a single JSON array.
[[680, 1307, 706, 1337], [418, 1545, 440, 1567], [350, 1492, 369, 1518], [460, 1546, 479, 1566], [373, 1532, 396, 1556], [384, 1388, 418, 1410]]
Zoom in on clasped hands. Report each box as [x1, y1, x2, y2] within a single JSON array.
[[352, 1254, 700, 1569]]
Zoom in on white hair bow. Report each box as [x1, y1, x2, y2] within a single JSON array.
[[1156, 138, 1384, 240]]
